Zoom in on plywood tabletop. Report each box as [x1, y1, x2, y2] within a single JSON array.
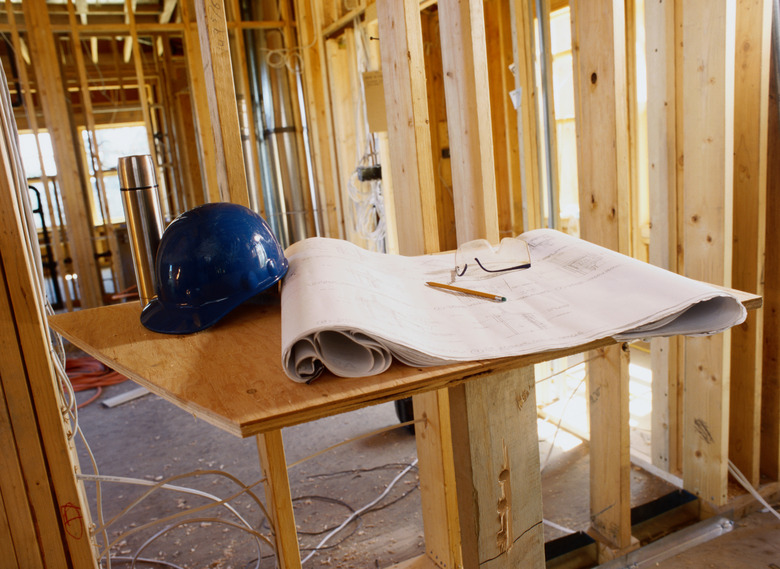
[[48, 286, 761, 439], [48, 297, 616, 438]]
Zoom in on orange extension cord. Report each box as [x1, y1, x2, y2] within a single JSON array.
[[65, 357, 127, 409]]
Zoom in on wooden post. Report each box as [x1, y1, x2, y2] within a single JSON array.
[[509, 0, 543, 231], [293, 0, 342, 239], [449, 367, 545, 569], [325, 30, 369, 249], [256, 430, 302, 569], [570, 0, 636, 556], [485, 0, 524, 238], [124, 0, 167, 211], [4, 0, 74, 311], [181, 0, 222, 204], [193, 0, 250, 206], [761, 37, 780, 480], [645, 0, 683, 475], [681, 0, 736, 507], [438, 0, 499, 245], [0, 68, 98, 567], [66, 0, 126, 295], [23, 0, 104, 308], [376, 0, 440, 255], [728, 0, 772, 487]]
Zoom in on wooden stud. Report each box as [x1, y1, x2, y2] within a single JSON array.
[[485, 0, 523, 238], [0, 377, 44, 568], [292, 0, 342, 239], [256, 430, 302, 569], [437, 0, 499, 245], [0, 72, 98, 567], [124, 0, 168, 209], [377, 0, 440, 255], [193, 0, 250, 206], [761, 37, 780, 480], [181, 5, 222, 204], [645, 0, 682, 475], [420, 9, 457, 252], [728, 0, 772, 487], [448, 366, 545, 569], [23, 0, 104, 308], [509, 0, 542, 231], [4, 0, 74, 311], [325, 30, 368, 249], [681, 0, 736, 507], [570, 0, 635, 553], [66, 0, 126, 294], [158, 34, 189, 216]]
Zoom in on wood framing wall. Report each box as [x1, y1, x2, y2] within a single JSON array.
[[0, 0, 778, 566]]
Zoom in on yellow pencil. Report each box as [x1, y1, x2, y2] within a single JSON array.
[[425, 281, 506, 302]]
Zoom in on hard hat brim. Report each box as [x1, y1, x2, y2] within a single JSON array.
[[139, 269, 286, 335]]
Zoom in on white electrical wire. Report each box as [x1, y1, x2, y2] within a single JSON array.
[[75, 472, 268, 537], [78, 471, 273, 559], [130, 517, 268, 569], [543, 518, 576, 535], [300, 459, 419, 565], [728, 460, 780, 522]]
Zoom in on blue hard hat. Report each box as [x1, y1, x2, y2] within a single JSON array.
[[140, 202, 288, 334]]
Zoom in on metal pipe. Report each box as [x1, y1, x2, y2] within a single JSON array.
[[241, 0, 316, 249], [533, 0, 558, 230], [596, 516, 734, 569], [774, 0, 780, 123]]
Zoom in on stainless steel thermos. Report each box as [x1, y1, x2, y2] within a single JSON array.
[[118, 155, 165, 307]]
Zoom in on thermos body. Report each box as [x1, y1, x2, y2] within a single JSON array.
[[118, 155, 165, 307]]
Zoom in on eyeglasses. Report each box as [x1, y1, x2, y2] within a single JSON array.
[[454, 238, 531, 278]]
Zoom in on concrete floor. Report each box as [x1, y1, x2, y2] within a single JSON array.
[[70, 365, 779, 569]]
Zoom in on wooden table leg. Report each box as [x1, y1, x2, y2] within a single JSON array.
[[257, 429, 302, 569], [448, 366, 546, 569]]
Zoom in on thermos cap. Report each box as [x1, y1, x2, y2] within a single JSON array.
[[118, 155, 157, 190]]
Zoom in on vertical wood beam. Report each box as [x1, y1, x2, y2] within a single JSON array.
[[420, 9, 456, 252], [256, 430, 302, 569], [23, 0, 103, 308], [193, 0, 250, 207], [4, 0, 74, 311], [325, 31, 368, 249], [0, 69, 98, 568], [681, 0, 736, 507], [180, 0, 221, 204], [377, 0, 439, 255], [0, 348, 46, 568], [485, 0, 523, 238], [293, 0, 342, 239], [570, 0, 635, 554], [124, 0, 168, 211], [66, 0, 125, 294], [438, 0, 499, 245], [646, 0, 683, 475], [510, 0, 542, 231], [728, 0, 772, 487], [761, 37, 780, 480], [449, 367, 545, 569]]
